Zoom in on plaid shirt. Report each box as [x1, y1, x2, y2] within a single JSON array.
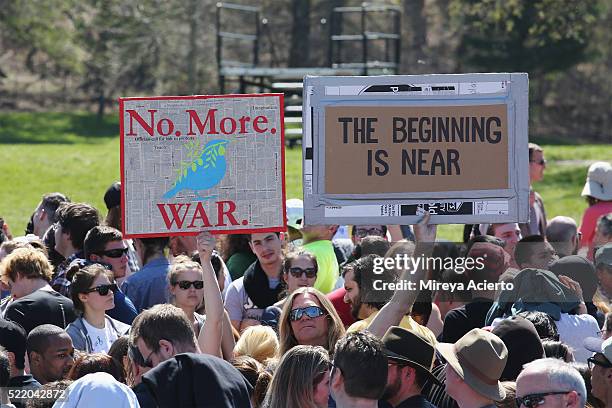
[[51, 252, 84, 297]]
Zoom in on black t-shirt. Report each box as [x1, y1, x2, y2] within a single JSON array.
[[5, 289, 76, 334], [439, 299, 493, 343]]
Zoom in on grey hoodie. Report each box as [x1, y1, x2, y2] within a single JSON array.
[[66, 315, 130, 353]]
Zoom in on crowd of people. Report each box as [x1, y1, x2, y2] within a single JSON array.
[[0, 145, 611, 408]]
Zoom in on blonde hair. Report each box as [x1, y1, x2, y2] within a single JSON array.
[[168, 255, 204, 306], [264, 345, 330, 408], [0, 247, 52, 283], [168, 255, 203, 284], [278, 287, 345, 357], [234, 325, 279, 364]]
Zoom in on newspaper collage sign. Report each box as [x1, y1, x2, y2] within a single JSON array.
[[120, 94, 286, 238], [303, 73, 530, 225]]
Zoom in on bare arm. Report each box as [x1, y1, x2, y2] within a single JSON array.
[[386, 225, 404, 241], [368, 214, 437, 338], [196, 232, 225, 357], [220, 310, 236, 360]]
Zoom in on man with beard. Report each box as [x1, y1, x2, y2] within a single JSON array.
[[380, 326, 440, 408], [343, 255, 436, 345]]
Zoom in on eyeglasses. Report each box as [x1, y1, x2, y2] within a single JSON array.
[[516, 391, 572, 408], [587, 356, 612, 370], [355, 228, 385, 238], [96, 247, 129, 258], [288, 267, 317, 279], [174, 280, 204, 290], [529, 159, 547, 166], [290, 305, 325, 322], [84, 283, 117, 296], [128, 343, 156, 368]]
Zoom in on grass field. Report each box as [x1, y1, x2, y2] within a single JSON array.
[[1, 112, 610, 241]]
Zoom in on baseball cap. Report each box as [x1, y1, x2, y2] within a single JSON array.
[[595, 243, 612, 268], [104, 181, 121, 210], [585, 335, 612, 363]]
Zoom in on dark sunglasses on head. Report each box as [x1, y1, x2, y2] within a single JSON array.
[[174, 280, 204, 290], [516, 391, 571, 408], [587, 356, 612, 370], [288, 267, 317, 279], [97, 247, 129, 258], [84, 283, 118, 296], [290, 305, 325, 322]]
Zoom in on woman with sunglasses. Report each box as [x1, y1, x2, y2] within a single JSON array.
[[66, 263, 130, 353], [278, 287, 345, 357], [261, 250, 319, 329], [168, 255, 207, 336], [264, 345, 331, 408]]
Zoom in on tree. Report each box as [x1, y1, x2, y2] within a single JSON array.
[[289, 0, 311, 67], [451, 0, 600, 75]]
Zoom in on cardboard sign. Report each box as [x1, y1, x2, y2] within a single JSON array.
[[325, 104, 508, 194], [303, 73, 530, 225], [119, 94, 286, 238]]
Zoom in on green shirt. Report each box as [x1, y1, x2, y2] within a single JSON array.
[[226, 252, 257, 281], [303, 240, 339, 294]]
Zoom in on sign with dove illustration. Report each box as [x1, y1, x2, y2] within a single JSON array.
[[119, 94, 286, 238]]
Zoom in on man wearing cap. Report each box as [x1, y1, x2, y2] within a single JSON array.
[[381, 326, 440, 408], [585, 336, 612, 406], [436, 328, 508, 408], [516, 358, 586, 408]]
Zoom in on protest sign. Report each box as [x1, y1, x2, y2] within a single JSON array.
[[119, 94, 286, 238], [303, 73, 530, 225]]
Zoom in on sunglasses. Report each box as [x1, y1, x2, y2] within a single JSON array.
[[530, 159, 547, 166], [84, 283, 117, 296], [96, 247, 129, 258], [587, 356, 612, 370], [355, 228, 385, 238], [174, 280, 204, 290], [516, 391, 571, 408], [290, 305, 325, 322], [288, 267, 317, 279], [128, 343, 156, 368]]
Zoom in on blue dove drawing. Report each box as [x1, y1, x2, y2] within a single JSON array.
[[163, 139, 230, 199]]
